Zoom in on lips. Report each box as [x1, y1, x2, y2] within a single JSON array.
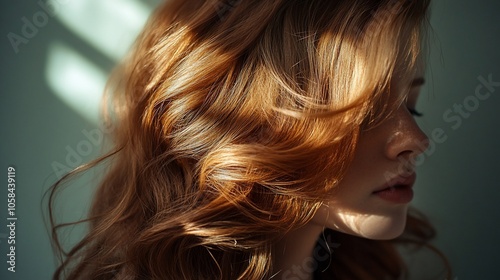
[[373, 173, 416, 204]]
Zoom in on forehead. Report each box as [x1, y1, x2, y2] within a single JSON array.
[[389, 55, 425, 106], [392, 50, 424, 85]]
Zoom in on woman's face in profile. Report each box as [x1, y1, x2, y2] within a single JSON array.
[[312, 67, 429, 240]]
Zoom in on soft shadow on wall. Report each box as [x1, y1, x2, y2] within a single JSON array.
[[0, 1, 161, 279]]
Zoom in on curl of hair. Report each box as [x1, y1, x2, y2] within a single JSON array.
[[48, 0, 452, 279]]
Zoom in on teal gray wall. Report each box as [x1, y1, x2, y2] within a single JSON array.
[[415, 0, 500, 278], [1, 0, 499, 279]]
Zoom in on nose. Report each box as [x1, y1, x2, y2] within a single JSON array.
[[384, 108, 430, 161]]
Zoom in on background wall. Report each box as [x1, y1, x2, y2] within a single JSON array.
[[414, 0, 500, 278], [0, 0, 498, 279]]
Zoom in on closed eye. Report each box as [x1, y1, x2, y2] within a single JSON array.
[[407, 77, 425, 118], [407, 108, 423, 117]]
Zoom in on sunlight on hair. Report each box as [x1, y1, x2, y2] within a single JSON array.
[[45, 41, 106, 123], [50, 0, 152, 61], [47, 1, 453, 279]]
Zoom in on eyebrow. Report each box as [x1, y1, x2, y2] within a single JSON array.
[[411, 77, 425, 87]]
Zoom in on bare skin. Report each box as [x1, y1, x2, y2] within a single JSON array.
[[273, 71, 429, 279]]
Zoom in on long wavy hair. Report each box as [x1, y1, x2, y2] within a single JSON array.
[[49, 0, 451, 279]]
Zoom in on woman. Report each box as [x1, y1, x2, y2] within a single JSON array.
[[49, 0, 451, 279]]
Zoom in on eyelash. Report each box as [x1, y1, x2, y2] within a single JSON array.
[[407, 108, 423, 117]]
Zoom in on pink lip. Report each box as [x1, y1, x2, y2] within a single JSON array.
[[372, 173, 416, 204]]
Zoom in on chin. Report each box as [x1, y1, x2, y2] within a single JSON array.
[[355, 208, 409, 240], [360, 218, 406, 240], [323, 205, 409, 240]]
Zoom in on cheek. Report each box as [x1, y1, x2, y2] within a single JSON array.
[[311, 123, 410, 240]]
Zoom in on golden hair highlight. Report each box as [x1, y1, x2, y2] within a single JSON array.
[[48, 0, 451, 279]]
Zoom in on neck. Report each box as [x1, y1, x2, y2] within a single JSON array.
[[272, 223, 325, 280]]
